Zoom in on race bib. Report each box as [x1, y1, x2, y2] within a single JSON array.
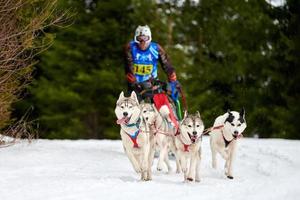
[[133, 64, 153, 75]]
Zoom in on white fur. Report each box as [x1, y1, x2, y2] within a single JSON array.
[[141, 103, 181, 173], [115, 91, 154, 181], [159, 105, 170, 117], [209, 110, 247, 179], [174, 111, 204, 182]]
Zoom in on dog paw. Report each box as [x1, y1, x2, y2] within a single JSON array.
[[157, 167, 162, 171], [227, 175, 234, 179], [134, 168, 142, 173], [187, 177, 194, 182]]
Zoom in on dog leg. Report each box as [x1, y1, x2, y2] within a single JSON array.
[[147, 141, 155, 181], [226, 141, 237, 179], [164, 151, 172, 173], [210, 141, 217, 169], [123, 146, 141, 173], [187, 153, 197, 182], [217, 146, 229, 161], [138, 153, 147, 181], [175, 156, 182, 174], [170, 140, 181, 173], [180, 154, 188, 181], [141, 144, 151, 181], [195, 150, 201, 182], [157, 141, 167, 172]]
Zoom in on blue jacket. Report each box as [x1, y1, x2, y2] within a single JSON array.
[[124, 41, 176, 83]]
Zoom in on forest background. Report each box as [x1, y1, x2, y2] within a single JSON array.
[[3, 0, 299, 140]]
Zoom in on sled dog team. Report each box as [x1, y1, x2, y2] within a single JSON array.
[[115, 91, 247, 182]]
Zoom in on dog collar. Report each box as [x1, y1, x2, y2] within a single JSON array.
[[125, 118, 141, 129]]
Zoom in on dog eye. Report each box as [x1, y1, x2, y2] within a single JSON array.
[[129, 106, 132, 109], [121, 106, 124, 109], [237, 124, 241, 127], [143, 110, 147, 113], [188, 125, 192, 128], [196, 125, 200, 127], [231, 123, 234, 126]]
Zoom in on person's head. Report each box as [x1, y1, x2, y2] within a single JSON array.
[[134, 25, 152, 50]]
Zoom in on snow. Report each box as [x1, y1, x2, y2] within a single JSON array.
[[265, 0, 286, 7], [1, 137, 300, 200]]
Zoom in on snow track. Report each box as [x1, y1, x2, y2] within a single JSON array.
[[1, 137, 300, 200]]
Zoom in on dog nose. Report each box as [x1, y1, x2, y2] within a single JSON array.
[[123, 112, 128, 117], [146, 117, 148, 120], [234, 131, 238, 135], [193, 131, 197, 135]]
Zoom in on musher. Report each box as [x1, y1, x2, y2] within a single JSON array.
[[123, 25, 181, 131]]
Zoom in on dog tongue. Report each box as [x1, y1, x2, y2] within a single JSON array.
[[116, 117, 129, 125], [191, 136, 197, 143]]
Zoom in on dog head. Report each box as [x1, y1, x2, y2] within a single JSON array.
[[223, 108, 247, 138], [140, 103, 157, 124], [115, 91, 141, 125], [180, 111, 205, 144]]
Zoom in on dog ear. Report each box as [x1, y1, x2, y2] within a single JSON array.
[[240, 107, 245, 118], [118, 91, 125, 101], [130, 91, 139, 104], [183, 110, 188, 119], [196, 111, 201, 118]]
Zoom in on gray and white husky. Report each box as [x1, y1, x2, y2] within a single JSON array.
[[114, 91, 154, 181], [141, 103, 181, 173], [209, 109, 247, 179], [174, 111, 205, 182]]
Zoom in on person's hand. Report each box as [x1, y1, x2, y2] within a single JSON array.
[[133, 82, 142, 92], [169, 81, 180, 101]]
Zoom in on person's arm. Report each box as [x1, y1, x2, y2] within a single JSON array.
[[157, 44, 177, 82], [124, 43, 136, 83]]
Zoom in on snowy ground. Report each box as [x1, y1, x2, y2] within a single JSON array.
[[1, 137, 300, 200]]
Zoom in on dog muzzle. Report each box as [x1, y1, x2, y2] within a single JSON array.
[[188, 133, 199, 143]]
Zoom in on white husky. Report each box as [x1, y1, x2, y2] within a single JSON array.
[[141, 103, 181, 173], [209, 109, 247, 179], [174, 111, 204, 182], [115, 91, 154, 181]]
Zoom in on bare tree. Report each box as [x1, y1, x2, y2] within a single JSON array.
[[0, 0, 71, 145]]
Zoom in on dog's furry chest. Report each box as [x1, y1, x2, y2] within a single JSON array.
[[120, 128, 149, 150], [211, 130, 237, 149], [175, 138, 201, 155]]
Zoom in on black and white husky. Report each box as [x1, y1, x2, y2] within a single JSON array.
[[209, 109, 247, 179], [114, 91, 154, 181]]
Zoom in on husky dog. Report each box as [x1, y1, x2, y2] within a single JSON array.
[[209, 109, 247, 179], [141, 103, 181, 173], [175, 111, 204, 182], [115, 91, 154, 181]]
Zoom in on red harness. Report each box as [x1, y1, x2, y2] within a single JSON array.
[[125, 129, 140, 148], [203, 125, 224, 135], [183, 144, 190, 152]]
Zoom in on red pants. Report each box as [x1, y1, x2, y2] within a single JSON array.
[[153, 93, 179, 131]]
